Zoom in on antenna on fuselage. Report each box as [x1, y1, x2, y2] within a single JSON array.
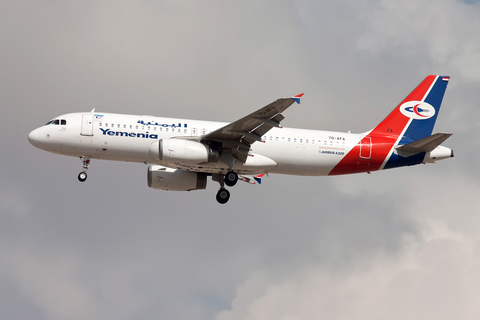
[[90, 108, 95, 112]]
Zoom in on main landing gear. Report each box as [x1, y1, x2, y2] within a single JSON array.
[[224, 171, 238, 187], [214, 170, 238, 204], [78, 156, 90, 182], [216, 188, 230, 204]]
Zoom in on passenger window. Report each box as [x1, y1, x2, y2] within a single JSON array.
[[184, 129, 187, 134], [300, 139, 303, 143], [136, 125, 138, 129], [123, 124, 126, 129], [130, 125, 132, 129], [294, 138, 297, 143], [276, 137, 278, 141], [166, 128, 169, 132], [306, 139, 309, 144], [117, 124, 120, 128], [61, 119, 67, 125], [111, 124, 114, 128]]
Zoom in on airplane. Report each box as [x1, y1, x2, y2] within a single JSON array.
[[28, 75, 453, 204]]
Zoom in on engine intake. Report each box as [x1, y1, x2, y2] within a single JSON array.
[[147, 165, 207, 191]]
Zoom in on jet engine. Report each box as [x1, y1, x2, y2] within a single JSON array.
[[147, 165, 207, 191], [149, 139, 219, 164]]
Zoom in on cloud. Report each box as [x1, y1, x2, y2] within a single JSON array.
[[216, 231, 480, 320], [357, 0, 480, 81], [216, 176, 480, 320], [2, 248, 98, 319]]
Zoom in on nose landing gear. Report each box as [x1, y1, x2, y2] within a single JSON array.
[[78, 156, 91, 182], [78, 171, 87, 182]]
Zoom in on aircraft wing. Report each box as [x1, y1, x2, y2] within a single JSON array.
[[199, 94, 303, 163]]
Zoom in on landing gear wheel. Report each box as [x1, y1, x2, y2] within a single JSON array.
[[224, 171, 238, 187], [78, 156, 91, 182], [78, 172, 87, 182], [216, 188, 230, 204]]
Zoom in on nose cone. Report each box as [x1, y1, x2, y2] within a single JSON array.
[[28, 128, 41, 146]]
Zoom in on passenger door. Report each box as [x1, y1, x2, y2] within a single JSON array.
[[81, 114, 94, 136]]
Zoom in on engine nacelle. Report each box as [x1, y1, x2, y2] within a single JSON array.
[[147, 165, 207, 191], [149, 139, 219, 164]]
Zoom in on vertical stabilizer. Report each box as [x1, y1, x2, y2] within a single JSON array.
[[374, 75, 449, 143], [329, 75, 450, 175]]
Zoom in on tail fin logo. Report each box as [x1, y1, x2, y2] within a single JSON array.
[[400, 101, 436, 120]]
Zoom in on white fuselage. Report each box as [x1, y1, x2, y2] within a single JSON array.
[[28, 112, 362, 176]]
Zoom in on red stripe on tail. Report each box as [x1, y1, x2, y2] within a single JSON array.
[[328, 76, 437, 175]]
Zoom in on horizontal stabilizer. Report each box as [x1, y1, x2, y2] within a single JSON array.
[[395, 133, 452, 157]]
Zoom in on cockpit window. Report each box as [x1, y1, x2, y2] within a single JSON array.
[[45, 119, 67, 126]]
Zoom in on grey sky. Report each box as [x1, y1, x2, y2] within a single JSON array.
[[1, 1, 479, 319]]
